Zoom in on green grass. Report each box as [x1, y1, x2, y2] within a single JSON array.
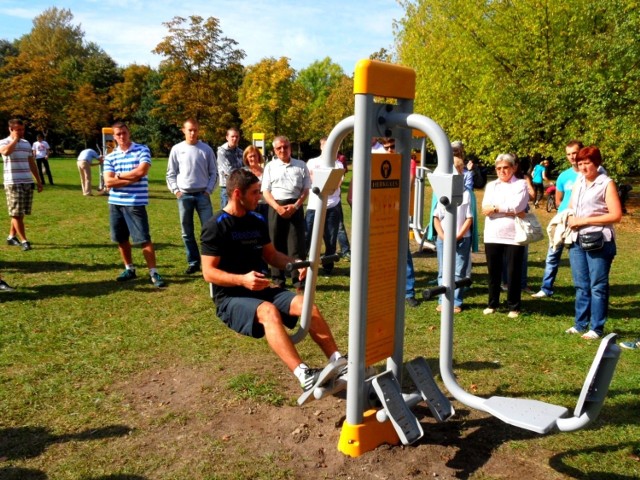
[[0, 158, 639, 478]]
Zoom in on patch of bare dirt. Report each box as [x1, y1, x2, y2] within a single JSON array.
[[111, 362, 570, 479]]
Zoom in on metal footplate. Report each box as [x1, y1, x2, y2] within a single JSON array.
[[405, 357, 454, 422], [371, 371, 423, 445]]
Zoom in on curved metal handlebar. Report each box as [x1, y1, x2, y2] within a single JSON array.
[[285, 254, 341, 273], [422, 277, 472, 300]]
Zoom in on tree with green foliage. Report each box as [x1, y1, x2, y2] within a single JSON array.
[[152, 15, 245, 144], [296, 57, 348, 143], [238, 57, 309, 145], [396, 0, 640, 179]]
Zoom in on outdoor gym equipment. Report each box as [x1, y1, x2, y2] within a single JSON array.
[[409, 130, 436, 252], [295, 59, 620, 457], [99, 127, 116, 193]]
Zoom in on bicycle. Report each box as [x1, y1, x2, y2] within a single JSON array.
[[545, 183, 557, 212]]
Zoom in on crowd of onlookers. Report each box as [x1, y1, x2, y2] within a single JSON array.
[[1, 117, 637, 354]]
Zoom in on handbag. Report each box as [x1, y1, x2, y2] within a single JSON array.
[[578, 230, 605, 251], [514, 212, 545, 245]]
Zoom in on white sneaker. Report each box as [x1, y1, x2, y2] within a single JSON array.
[[531, 290, 549, 298], [565, 326, 581, 334], [507, 311, 519, 319], [483, 308, 496, 315], [581, 330, 601, 340]]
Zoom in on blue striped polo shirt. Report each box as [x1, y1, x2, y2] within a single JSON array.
[[104, 142, 151, 206]]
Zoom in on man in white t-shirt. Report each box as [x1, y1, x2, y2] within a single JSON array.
[[32, 134, 53, 185]]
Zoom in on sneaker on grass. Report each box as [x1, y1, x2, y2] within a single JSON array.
[[117, 269, 137, 282], [150, 272, 166, 288], [300, 368, 323, 392], [620, 339, 640, 350], [6, 236, 20, 246]]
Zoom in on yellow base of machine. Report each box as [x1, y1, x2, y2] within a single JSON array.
[[338, 409, 400, 457]]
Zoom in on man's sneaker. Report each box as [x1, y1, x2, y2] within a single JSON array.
[[185, 264, 200, 275], [565, 326, 582, 334], [117, 269, 137, 282], [21, 241, 31, 251], [620, 339, 640, 350], [6, 236, 20, 246], [406, 296, 419, 308], [531, 290, 549, 298], [581, 330, 601, 340], [0, 279, 15, 292], [300, 368, 323, 392], [150, 272, 166, 288], [341, 251, 351, 261], [298, 356, 347, 405]]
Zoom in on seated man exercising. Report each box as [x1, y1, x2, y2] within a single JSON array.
[[201, 169, 346, 403]]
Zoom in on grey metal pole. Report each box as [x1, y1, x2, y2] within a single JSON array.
[[345, 94, 375, 425]]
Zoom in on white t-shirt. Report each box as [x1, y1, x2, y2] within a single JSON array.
[[306, 156, 344, 210], [435, 189, 472, 238], [32, 140, 50, 159]]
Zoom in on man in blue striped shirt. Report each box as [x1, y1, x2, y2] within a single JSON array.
[[103, 121, 165, 287]]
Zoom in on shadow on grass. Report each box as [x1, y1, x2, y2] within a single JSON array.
[[0, 467, 47, 480], [548, 442, 640, 479], [0, 424, 131, 461]]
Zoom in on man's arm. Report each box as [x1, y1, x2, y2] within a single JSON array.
[[104, 162, 150, 188], [262, 243, 307, 281], [216, 148, 234, 183], [0, 136, 19, 156], [202, 254, 271, 291], [166, 149, 180, 194], [28, 156, 44, 192]]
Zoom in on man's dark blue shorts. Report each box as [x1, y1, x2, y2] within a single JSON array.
[[216, 287, 298, 338]]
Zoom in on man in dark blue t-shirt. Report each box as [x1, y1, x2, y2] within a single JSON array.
[[201, 169, 346, 403]]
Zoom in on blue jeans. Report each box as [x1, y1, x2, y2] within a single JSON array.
[[406, 248, 415, 298], [337, 203, 351, 255], [436, 237, 472, 307], [219, 186, 229, 208], [569, 241, 616, 335], [305, 205, 340, 272], [178, 192, 213, 266], [539, 243, 565, 296]]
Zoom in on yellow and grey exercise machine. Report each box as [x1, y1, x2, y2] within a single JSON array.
[[293, 59, 621, 458], [98, 127, 116, 192], [409, 129, 436, 252]]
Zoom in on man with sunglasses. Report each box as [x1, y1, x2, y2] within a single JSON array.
[[262, 136, 311, 289]]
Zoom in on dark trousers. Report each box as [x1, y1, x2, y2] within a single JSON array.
[[268, 199, 306, 287], [37, 158, 53, 185], [485, 243, 525, 311], [305, 205, 340, 273]]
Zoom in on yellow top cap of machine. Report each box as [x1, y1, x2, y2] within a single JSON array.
[[102, 127, 114, 134], [353, 59, 415, 100]]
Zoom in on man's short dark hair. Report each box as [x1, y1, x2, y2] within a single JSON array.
[[112, 121, 128, 130], [566, 139, 584, 150], [8, 118, 24, 128], [227, 168, 259, 195]]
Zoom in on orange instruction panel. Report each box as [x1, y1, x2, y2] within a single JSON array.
[[365, 153, 401, 366]]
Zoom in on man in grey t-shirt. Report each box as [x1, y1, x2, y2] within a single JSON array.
[[167, 118, 218, 274]]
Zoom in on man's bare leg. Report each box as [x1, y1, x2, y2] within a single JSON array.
[[289, 296, 340, 358], [257, 302, 303, 372], [10, 216, 27, 242], [141, 241, 157, 269], [118, 241, 133, 266]]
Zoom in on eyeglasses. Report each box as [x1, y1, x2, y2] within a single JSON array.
[[275, 145, 290, 151], [383, 144, 395, 150], [495, 166, 511, 171]]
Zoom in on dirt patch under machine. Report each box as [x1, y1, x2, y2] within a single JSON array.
[[112, 362, 569, 479]]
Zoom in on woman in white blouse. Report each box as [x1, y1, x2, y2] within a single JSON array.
[[481, 153, 530, 318], [566, 146, 621, 339]]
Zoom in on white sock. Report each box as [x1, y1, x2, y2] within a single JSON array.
[[329, 352, 343, 363], [149, 268, 158, 276], [126, 264, 135, 271]]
